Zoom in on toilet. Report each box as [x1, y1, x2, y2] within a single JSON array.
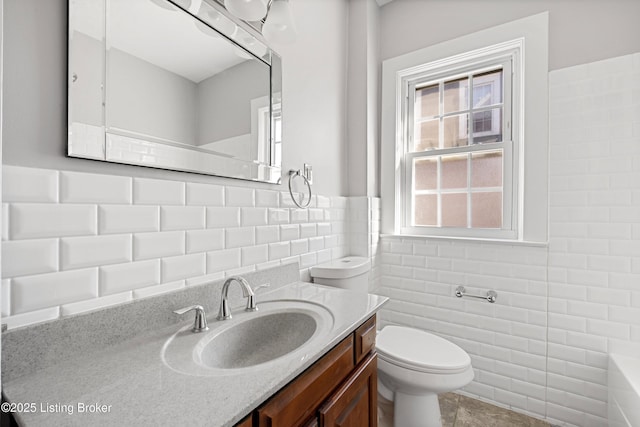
[[309, 256, 371, 291], [310, 256, 474, 427]]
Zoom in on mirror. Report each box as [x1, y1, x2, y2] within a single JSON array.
[[68, 0, 282, 183]]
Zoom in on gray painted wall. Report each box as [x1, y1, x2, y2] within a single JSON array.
[[2, 0, 350, 196], [73, 33, 267, 153], [69, 32, 102, 127], [347, 0, 380, 198], [108, 47, 198, 145], [197, 58, 269, 146], [379, 0, 640, 70]]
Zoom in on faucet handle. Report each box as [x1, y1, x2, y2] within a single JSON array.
[[173, 305, 209, 333], [255, 283, 271, 291], [246, 283, 270, 312]]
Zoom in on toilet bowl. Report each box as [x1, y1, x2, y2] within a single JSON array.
[[377, 326, 474, 427], [310, 257, 474, 427]]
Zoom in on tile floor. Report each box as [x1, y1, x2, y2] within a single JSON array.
[[378, 393, 551, 427]]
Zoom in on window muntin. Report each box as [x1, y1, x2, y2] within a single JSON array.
[[402, 56, 516, 238]]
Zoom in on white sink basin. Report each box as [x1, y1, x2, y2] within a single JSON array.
[[162, 300, 334, 376], [196, 311, 317, 369]]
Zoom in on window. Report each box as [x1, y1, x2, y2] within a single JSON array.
[[399, 44, 521, 239], [381, 13, 549, 243]]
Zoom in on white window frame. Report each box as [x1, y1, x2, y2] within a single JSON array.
[[399, 42, 522, 240], [380, 12, 549, 243]]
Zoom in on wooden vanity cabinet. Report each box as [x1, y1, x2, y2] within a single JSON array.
[[318, 352, 377, 427], [257, 337, 356, 426], [237, 315, 378, 427], [354, 315, 377, 365], [236, 415, 253, 427]]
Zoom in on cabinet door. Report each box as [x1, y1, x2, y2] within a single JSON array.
[[235, 414, 253, 427], [302, 417, 319, 427], [354, 315, 376, 365], [319, 353, 378, 427], [257, 337, 355, 427]]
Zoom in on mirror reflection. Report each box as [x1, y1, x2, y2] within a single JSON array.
[[68, 0, 282, 183]]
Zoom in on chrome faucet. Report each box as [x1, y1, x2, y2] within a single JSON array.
[[217, 276, 255, 320]]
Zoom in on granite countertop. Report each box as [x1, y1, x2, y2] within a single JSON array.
[[3, 282, 387, 427]]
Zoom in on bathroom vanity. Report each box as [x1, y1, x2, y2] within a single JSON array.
[[237, 314, 378, 426], [1, 265, 387, 427]]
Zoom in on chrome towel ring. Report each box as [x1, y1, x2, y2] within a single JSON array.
[[288, 169, 312, 208]]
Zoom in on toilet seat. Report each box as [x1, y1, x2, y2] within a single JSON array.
[[376, 326, 471, 375]]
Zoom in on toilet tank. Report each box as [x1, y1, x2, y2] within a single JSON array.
[[310, 256, 371, 292]]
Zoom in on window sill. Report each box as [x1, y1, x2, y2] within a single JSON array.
[[380, 233, 548, 247]]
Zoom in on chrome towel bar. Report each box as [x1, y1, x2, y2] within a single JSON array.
[[455, 286, 497, 303]]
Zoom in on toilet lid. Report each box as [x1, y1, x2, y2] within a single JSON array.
[[376, 326, 471, 373]]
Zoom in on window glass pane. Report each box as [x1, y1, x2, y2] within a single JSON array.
[[414, 158, 437, 190], [473, 110, 492, 133], [444, 77, 468, 114], [473, 70, 502, 108], [404, 60, 513, 235], [441, 154, 467, 189], [471, 150, 502, 188], [471, 192, 502, 228], [416, 84, 439, 118], [274, 117, 282, 141], [441, 193, 467, 227], [414, 119, 439, 151], [472, 108, 502, 143], [414, 194, 437, 226], [443, 114, 468, 148]]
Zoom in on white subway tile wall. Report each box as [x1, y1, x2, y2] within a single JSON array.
[[545, 53, 640, 427], [10, 204, 97, 239], [99, 259, 161, 295], [185, 229, 223, 254], [99, 205, 159, 234], [2, 167, 58, 203], [135, 231, 186, 260], [378, 236, 549, 421], [160, 206, 205, 231], [61, 234, 132, 270], [185, 182, 225, 207], [60, 171, 131, 204], [2, 238, 58, 278], [1, 166, 350, 328], [377, 53, 640, 427], [133, 178, 185, 205], [12, 267, 99, 314]]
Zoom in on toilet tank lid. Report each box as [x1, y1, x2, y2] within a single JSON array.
[[310, 257, 371, 279]]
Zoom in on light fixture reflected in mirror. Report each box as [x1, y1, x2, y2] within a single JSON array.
[[262, 0, 296, 45], [149, 0, 178, 11], [194, 19, 223, 39], [234, 46, 253, 60], [223, 0, 268, 22], [173, 0, 194, 10], [222, 0, 297, 45], [238, 34, 267, 58], [203, 9, 237, 38]]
